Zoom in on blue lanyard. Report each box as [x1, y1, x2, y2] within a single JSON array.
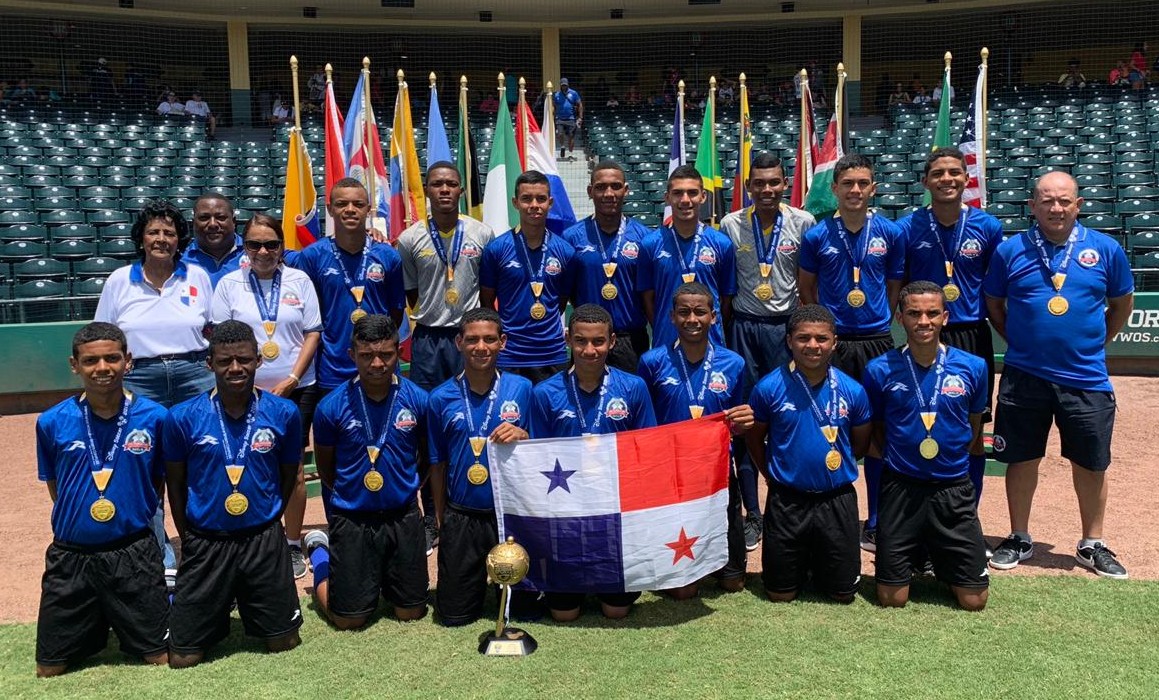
[[514, 229, 550, 285], [567, 368, 610, 435], [328, 236, 372, 293], [903, 345, 946, 434], [792, 366, 839, 433], [927, 206, 968, 273], [668, 223, 704, 278], [428, 218, 465, 271], [79, 392, 131, 474], [458, 372, 500, 439], [834, 213, 873, 273], [749, 207, 785, 267], [672, 341, 714, 407], [588, 216, 627, 266], [351, 377, 401, 466], [213, 390, 260, 466], [248, 268, 282, 324], [1028, 223, 1079, 292]]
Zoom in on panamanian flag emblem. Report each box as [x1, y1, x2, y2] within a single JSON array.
[[491, 415, 730, 593], [180, 285, 199, 306]]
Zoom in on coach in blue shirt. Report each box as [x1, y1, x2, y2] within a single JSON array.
[[183, 194, 247, 288]]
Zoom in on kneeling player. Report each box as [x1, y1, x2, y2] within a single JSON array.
[[35, 322, 170, 677], [862, 281, 989, 611], [638, 283, 754, 598], [530, 304, 657, 621], [428, 308, 534, 625], [165, 321, 304, 667], [306, 315, 430, 628], [745, 305, 871, 603]]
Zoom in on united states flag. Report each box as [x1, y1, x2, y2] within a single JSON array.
[[959, 62, 988, 209]]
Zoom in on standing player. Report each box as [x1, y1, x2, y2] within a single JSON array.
[[639, 164, 737, 349], [164, 321, 303, 667], [183, 194, 246, 288], [984, 172, 1134, 578], [719, 152, 816, 549], [35, 322, 170, 677], [291, 178, 406, 392], [531, 304, 657, 621], [479, 170, 576, 383], [638, 283, 754, 597], [427, 308, 534, 626], [745, 305, 872, 603], [798, 153, 905, 549], [563, 161, 652, 372], [898, 147, 1004, 504], [862, 282, 989, 610], [305, 315, 430, 628]]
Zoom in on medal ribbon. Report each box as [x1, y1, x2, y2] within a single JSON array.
[[589, 215, 627, 281], [834, 213, 873, 288], [248, 268, 282, 330], [429, 218, 465, 281], [352, 376, 402, 467], [672, 340, 714, 409], [749, 207, 785, 270], [927, 205, 968, 284], [668, 223, 705, 280], [567, 368, 611, 435], [79, 391, 131, 495], [514, 228, 550, 299], [328, 236, 373, 303], [903, 345, 947, 438], [458, 372, 501, 460], [1027, 223, 1080, 294], [792, 366, 840, 446], [212, 389, 260, 488]]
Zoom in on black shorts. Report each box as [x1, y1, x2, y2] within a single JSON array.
[[992, 364, 1116, 471], [170, 520, 302, 654], [608, 327, 651, 374], [503, 363, 568, 386], [761, 481, 861, 597], [36, 530, 169, 665], [436, 504, 498, 626], [716, 471, 747, 581], [329, 502, 430, 617], [728, 312, 791, 400], [941, 321, 996, 422], [409, 325, 463, 392], [832, 332, 895, 383], [875, 469, 989, 589], [290, 384, 321, 448]]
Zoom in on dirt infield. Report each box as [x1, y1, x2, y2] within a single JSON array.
[[3, 374, 1157, 624]]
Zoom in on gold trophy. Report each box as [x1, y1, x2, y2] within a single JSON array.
[[478, 536, 537, 656]]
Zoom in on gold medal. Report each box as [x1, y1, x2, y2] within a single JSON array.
[[224, 492, 249, 516], [350, 308, 368, 323], [689, 405, 704, 419], [363, 469, 384, 492], [1048, 295, 1069, 316], [825, 449, 842, 471], [467, 463, 489, 485], [260, 340, 280, 360], [846, 289, 866, 307], [681, 272, 696, 284], [919, 437, 940, 460], [530, 281, 544, 298], [530, 302, 547, 320], [350, 286, 365, 304], [754, 283, 774, 301], [445, 288, 460, 305], [601, 283, 619, 300], [90, 497, 116, 523], [602, 262, 618, 278], [943, 283, 961, 302]]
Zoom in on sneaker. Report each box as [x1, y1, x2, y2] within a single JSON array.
[[743, 512, 762, 551], [859, 523, 877, 553], [914, 558, 935, 577], [1075, 543, 1128, 579], [164, 568, 177, 595], [289, 544, 307, 580], [424, 514, 439, 556], [304, 529, 329, 556], [989, 535, 1033, 570]]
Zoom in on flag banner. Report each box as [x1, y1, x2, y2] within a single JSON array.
[[281, 127, 319, 250], [960, 62, 987, 209], [664, 91, 687, 226], [517, 96, 576, 234], [491, 415, 731, 593], [426, 81, 453, 169], [731, 79, 752, 213], [389, 77, 427, 240], [804, 68, 846, 219], [695, 87, 724, 225], [924, 58, 954, 205], [457, 81, 483, 220], [482, 89, 521, 234], [790, 76, 818, 210], [323, 73, 347, 236], [343, 70, 390, 225]]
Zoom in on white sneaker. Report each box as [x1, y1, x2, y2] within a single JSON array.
[[304, 529, 329, 556]]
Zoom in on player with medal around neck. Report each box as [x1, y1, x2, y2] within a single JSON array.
[[35, 323, 171, 677]]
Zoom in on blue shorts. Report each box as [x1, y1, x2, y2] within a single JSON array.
[[409, 325, 462, 391]]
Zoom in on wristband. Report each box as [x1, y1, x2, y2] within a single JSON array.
[[288, 373, 301, 383]]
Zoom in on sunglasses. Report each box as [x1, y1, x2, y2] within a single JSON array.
[[244, 240, 283, 252]]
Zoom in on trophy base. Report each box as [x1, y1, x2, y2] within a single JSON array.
[[478, 627, 537, 657]]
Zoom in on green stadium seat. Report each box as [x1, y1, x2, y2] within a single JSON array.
[[988, 202, 1025, 218], [14, 257, 69, 280], [98, 238, 138, 259], [1081, 201, 1114, 215], [0, 196, 32, 211], [99, 223, 134, 240], [1118, 200, 1159, 216], [1120, 186, 1159, 200], [0, 240, 44, 262], [1125, 213, 1159, 234], [42, 210, 86, 226], [999, 217, 1028, 235], [0, 210, 38, 226], [14, 279, 67, 297], [51, 224, 99, 241], [34, 197, 77, 212], [73, 256, 127, 278], [0, 224, 47, 243], [88, 210, 132, 225], [73, 277, 108, 297], [50, 240, 97, 260]]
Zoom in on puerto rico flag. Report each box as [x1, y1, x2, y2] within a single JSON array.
[[491, 415, 730, 593]]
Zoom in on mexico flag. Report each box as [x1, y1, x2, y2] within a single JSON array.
[[491, 415, 730, 593]]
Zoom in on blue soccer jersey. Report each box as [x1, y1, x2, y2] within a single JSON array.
[[530, 367, 657, 438], [638, 342, 747, 425], [427, 372, 534, 510], [750, 366, 872, 492], [983, 225, 1133, 391], [313, 376, 429, 512], [799, 215, 905, 336], [638, 225, 737, 348], [163, 390, 302, 532], [36, 393, 168, 546], [290, 237, 406, 388], [563, 216, 650, 332], [479, 230, 576, 368], [863, 347, 987, 481], [898, 207, 1004, 324]]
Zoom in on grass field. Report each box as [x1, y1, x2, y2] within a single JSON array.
[[4, 576, 1158, 700]]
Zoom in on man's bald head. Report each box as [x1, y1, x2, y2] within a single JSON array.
[[1029, 170, 1083, 240], [1031, 171, 1079, 202]]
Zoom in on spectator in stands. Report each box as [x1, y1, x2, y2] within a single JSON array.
[[624, 84, 641, 107], [718, 79, 735, 106], [775, 80, 794, 105], [6, 78, 39, 106], [90, 57, 117, 104], [932, 81, 954, 104], [184, 91, 217, 139], [553, 78, 583, 160], [269, 94, 294, 125], [606, 94, 620, 109], [306, 63, 325, 112], [123, 64, 146, 106], [888, 82, 911, 107], [1109, 59, 1132, 86], [910, 74, 925, 94], [1058, 59, 1088, 89], [478, 92, 499, 114], [912, 85, 932, 105], [157, 91, 185, 116], [1130, 40, 1148, 79]]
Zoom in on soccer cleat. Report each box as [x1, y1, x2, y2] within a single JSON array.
[[303, 529, 329, 557], [424, 514, 439, 556], [859, 523, 877, 553], [289, 544, 307, 580], [1075, 543, 1128, 580], [743, 512, 762, 552], [989, 535, 1033, 570]]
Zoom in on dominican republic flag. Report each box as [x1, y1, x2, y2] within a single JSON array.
[[664, 89, 687, 226], [491, 415, 731, 593], [343, 70, 390, 226], [959, 61, 988, 209], [517, 92, 576, 234]]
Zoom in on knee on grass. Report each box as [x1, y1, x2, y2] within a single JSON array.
[[550, 607, 582, 623], [600, 603, 632, 620], [765, 589, 798, 603], [394, 605, 428, 622], [663, 583, 700, 601], [265, 632, 301, 653], [877, 584, 910, 608], [953, 587, 988, 612]]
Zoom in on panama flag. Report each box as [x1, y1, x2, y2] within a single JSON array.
[[482, 85, 521, 234], [517, 90, 576, 234], [491, 415, 731, 593], [664, 89, 687, 226], [790, 75, 819, 210], [959, 61, 988, 209], [343, 70, 390, 226], [280, 127, 320, 250], [389, 76, 427, 240]]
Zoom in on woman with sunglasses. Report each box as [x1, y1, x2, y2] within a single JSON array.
[[210, 213, 322, 579]]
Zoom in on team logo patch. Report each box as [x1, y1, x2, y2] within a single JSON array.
[[1078, 248, 1100, 268], [777, 241, 799, 255], [959, 239, 983, 259], [940, 375, 967, 397], [708, 371, 729, 394], [250, 428, 276, 453], [459, 242, 482, 259], [604, 397, 631, 421], [123, 429, 153, 454], [738, 244, 755, 253], [866, 237, 888, 257], [545, 257, 563, 276], [992, 435, 1006, 452], [366, 263, 386, 282], [499, 400, 522, 423], [281, 291, 302, 307], [697, 247, 717, 265], [179, 285, 199, 306], [838, 397, 850, 419], [622, 241, 640, 259], [394, 408, 418, 431]]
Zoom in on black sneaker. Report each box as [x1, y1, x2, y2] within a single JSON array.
[[989, 535, 1033, 570], [424, 514, 439, 556], [743, 512, 762, 551], [289, 544, 307, 580], [859, 523, 877, 553], [1075, 543, 1128, 579]]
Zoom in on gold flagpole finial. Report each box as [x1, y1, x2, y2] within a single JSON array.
[[739, 72, 746, 86], [362, 56, 370, 71], [324, 62, 333, 84], [981, 47, 990, 64], [944, 51, 953, 69]]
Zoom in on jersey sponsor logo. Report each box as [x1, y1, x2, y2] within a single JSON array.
[[65, 440, 87, 452], [124, 429, 153, 454], [180, 285, 200, 306], [459, 242, 482, 258], [344, 418, 363, 431], [776, 241, 798, 255], [657, 250, 672, 259], [323, 267, 341, 276], [499, 400, 522, 423], [866, 237, 888, 257], [366, 262, 386, 283], [604, 397, 630, 420], [777, 402, 797, 412], [557, 409, 577, 420], [451, 411, 465, 424], [579, 245, 597, 254], [959, 238, 983, 259], [622, 241, 640, 259], [504, 260, 523, 269], [418, 249, 437, 258], [940, 374, 967, 397], [195, 434, 219, 446], [708, 371, 729, 394], [394, 407, 418, 431], [545, 257, 563, 276], [660, 376, 681, 387], [913, 240, 935, 250], [992, 434, 1006, 452], [887, 381, 909, 392], [281, 291, 302, 307], [823, 245, 840, 256], [250, 428, 276, 453], [697, 247, 717, 265], [1077, 248, 1100, 268]]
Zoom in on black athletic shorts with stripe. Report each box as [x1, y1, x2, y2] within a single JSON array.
[[329, 502, 430, 618], [761, 480, 861, 597]]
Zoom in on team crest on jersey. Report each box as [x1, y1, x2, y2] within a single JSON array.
[[604, 397, 630, 421], [738, 244, 754, 253], [281, 291, 302, 307], [251, 428, 276, 453], [940, 375, 967, 397], [838, 397, 850, 418], [777, 241, 799, 255], [867, 237, 888, 257], [622, 241, 640, 259], [124, 429, 153, 454], [499, 400, 522, 423], [1078, 248, 1100, 268], [394, 408, 418, 431], [545, 257, 563, 276], [708, 371, 729, 394], [959, 239, 983, 259], [459, 242, 482, 259], [697, 247, 717, 265], [180, 285, 199, 306], [366, 263, 386, 282]]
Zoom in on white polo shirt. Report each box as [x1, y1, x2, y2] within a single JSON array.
[[210, 265, 322, 390], [184, 99, 211, 118], [95, 261, 212, 358]]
